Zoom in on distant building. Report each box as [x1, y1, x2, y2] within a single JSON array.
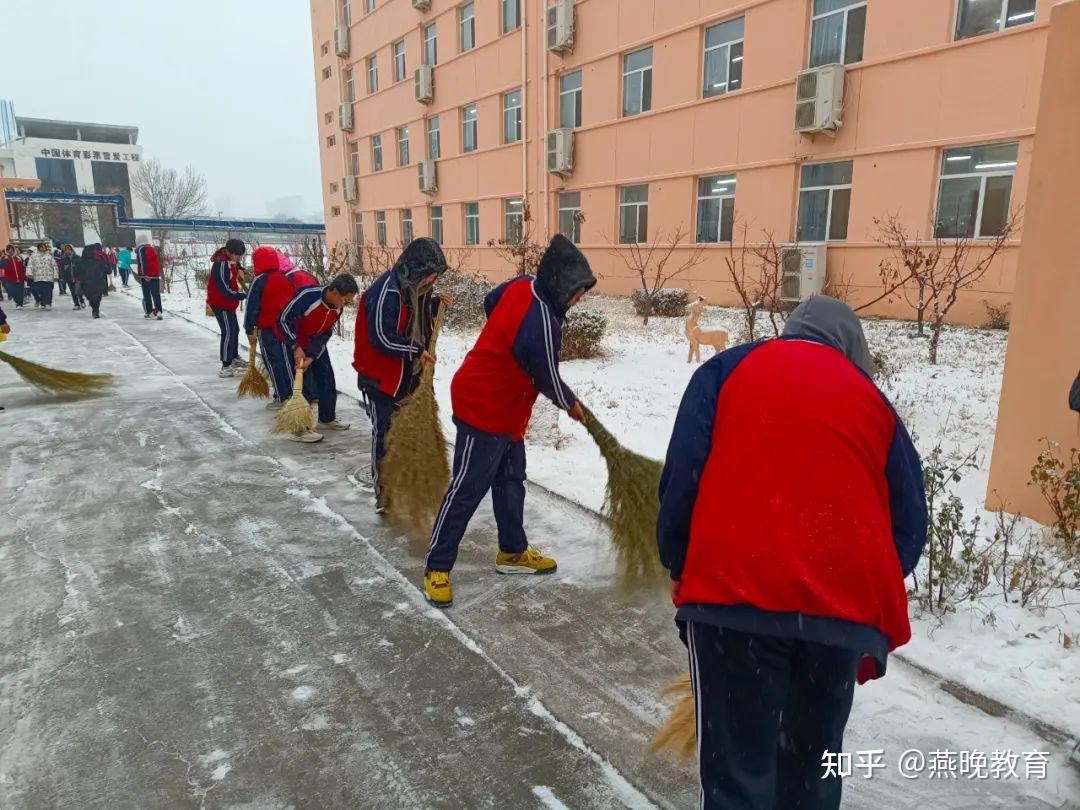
[[0, 113, 151, 247]]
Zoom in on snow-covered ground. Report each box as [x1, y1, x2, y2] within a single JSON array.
[[153, 282, 1079, 740]]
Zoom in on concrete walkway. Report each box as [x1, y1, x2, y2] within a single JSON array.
[[0, 294, 1076, 809]]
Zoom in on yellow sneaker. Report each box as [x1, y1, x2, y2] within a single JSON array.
[[495, 546, 558, 575], [425, 570, 453, 608]]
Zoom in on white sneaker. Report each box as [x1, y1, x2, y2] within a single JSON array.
[[265, 400, 283, 411], [288, 430, 324, 443], [318, 419, 351, 431], [218, 365, 239, 378]]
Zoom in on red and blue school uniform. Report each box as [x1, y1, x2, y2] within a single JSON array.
[[278, 286, 344, 424], [1, 254, 27, 307], [425, 234, 596, 573], [206, 247, 246, 366], [135, 244, 163, 316]]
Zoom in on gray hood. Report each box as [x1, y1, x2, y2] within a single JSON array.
[[782, 295, 876, 376]]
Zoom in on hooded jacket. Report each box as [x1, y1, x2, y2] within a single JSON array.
[[136, 244, 161, 278], [206, 247, 246, 311], [657, 296, 927, 682], [117, 248, 133, 270], [58, 252, 78, 283], [27, 251, 59, 283], [244, 246, 282, 334], [1, 253, 26, 283], [353, 238, 447, 399], [77, 244, 111, 296], [451, 235, 596, 440]]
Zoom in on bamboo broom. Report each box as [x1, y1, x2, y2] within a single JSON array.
[[272, 369, 315, 435], [581, 406, 667, 584], [650, 674, 695, 759], [0, 349, 114, 395], [381, 304, 450, 543], [236, 340, 270, 399]]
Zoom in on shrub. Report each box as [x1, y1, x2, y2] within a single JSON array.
[[561, 309, 607, 360], [982, 300, 1011, 330], [631, 288, 689, 319], [438, 269, 493, 331], [1030, 441, 1080, 557], [194, 265, 210, 290]]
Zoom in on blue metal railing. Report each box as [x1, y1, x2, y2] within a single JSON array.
[[5, 190, 326, 235]]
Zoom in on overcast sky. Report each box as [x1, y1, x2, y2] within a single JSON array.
[[3, 0, 322, 219]]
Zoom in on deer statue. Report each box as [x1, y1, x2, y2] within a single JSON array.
[[685, 295, 729, 363]]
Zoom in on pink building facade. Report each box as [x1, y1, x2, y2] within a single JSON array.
[[311, 0, 1061, 322]]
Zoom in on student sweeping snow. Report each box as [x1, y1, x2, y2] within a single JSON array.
[[352, 237, 450, 508], [135, 243, 163, 319], [207, 239, 248, 377], [277, 273, 359, 443], [422, 235, 595, 608], [657, 295, 928, 810]]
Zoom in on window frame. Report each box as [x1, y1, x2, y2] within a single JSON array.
[[464, 201, 480, 245], [423, 22, 438, 66], [426, 116, 441, 159], [326, 134, 336, 147], [344, 68, 355, 102], [796, 160, 853, 242], [695, 174, 737, 243], [349, 140, 360, 175], [375, 210, 387, 245], [363, 0, 374, 13], [702, 17, 745, 99], [397, 125, 410, 166], [461, 104, 478, 153], [618, 184, 649, 244], [459, 1, 476, 52], [503, 88, 523, 143], [504, 197, 524, 244], [367, 55, 379, 93], [401, 208, 414, 243], [808, 0, 867, 68], [354, 213, 364, 244], [621, 47, 653, 118], [322, 66, 332, 80], [502, 0, 521, 33], [430, 205, 444, 245], [559, 70, 582, 129], [934, 142, 1019, 239], [955, 0, 1037, 40], [371, 133, 383, 172], [558, 191, 582, 244], [392, 40, 406, 83], [342, 0, 352, 25]]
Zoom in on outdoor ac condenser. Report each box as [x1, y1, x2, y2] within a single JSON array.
[[415, 66, 434, 104], [342, 175, 358, 203], [334, 26, 350, 57], [546, 128, 574, 175], [794, 64, 844, 134], [418, 159, 437, 194], [779, 243, 826, 303], [412, 0, 431, 9], [338, 103, 353, 132], [546, 0, 575, 53]]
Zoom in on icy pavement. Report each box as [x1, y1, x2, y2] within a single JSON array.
[[0, 295, 1076, 809]]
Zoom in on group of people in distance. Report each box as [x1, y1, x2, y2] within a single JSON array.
[[197, 230, 930, 810]]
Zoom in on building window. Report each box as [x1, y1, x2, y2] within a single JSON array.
[[809, 0, 866, 67], [502, 0, 521, 33], [371, 133, 383, 171], [325, 111, 334, 125], [326, 134, 336, 147], [392, 41, 406, 83], [702, 17, 744, 98], [332, 206, 342, 216], [503, 89, 523, 143], [367, 56, 378, 93], [397, 126, 410, 166], [342, 0, 352, 24], [622, 47, 653, 117], [504, 198, 524, 243], [465, 201, 480, 245], [349, 141, 360, 175], [559, 70, 582, 129], [426, 116, 441, 158], [431, 205, 444, 244], [354, 213, 364, 244], [322, 66, 332, 80], [935, 142, 1018, 239], [321, 42, 330, 56], [459, 2, 476, 52], [558, 191, 582, 244], [375, 210, 387, 245], [424, 23, 438, 66], [461, 104, 478, 153], [345, 68, 355, 102], [796, 160, 853, 242], [330, 181, 339, 193], [956, 0, 1036, 40], [695, 174, 736, 243], [618, 185, 649, 244], [364, 0, 374, 13], [401, 209, 414, 243]]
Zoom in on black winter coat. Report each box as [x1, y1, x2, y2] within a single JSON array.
[[77, 244, 110, 297]]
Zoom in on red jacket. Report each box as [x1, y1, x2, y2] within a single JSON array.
[[262, 269, 318, 337], [136, 244, 160, 278], [278, 286, 341, 359], [2, 255, 26, 283], [206, 248, 245, 312]]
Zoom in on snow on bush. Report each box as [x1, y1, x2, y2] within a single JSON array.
[[561, 310, 607, 361], [631, 288, 689, 319], [438, 269, 493, 330]]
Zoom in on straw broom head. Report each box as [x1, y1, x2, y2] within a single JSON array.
[[205, 303, 214, 317], [236, 341, 270, 399], [272, 369, 315, 434], [0, 349, 114, 395], [581, 405, 667, 585], [381, 304, 450, 546], [650, 673, 695, 759]]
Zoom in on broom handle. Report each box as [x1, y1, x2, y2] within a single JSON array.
[[428, 299, 446, 353]]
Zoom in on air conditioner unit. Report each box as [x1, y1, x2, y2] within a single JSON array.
[[418, 159, 437, 194], [412, 0, 431, 9], [546, 0, 575, 53], [778, 244, 826, 303], [546, 128, 574, 175], [794, 64, 844, 134], [415, 65, 434, 104], [342, 175, 358, 202], [338, 102, 354, 131], [334, 25, 350, 57]]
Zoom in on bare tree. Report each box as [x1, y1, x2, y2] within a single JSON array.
[[867, 211, 1020, 363], [745, 230, 788, 337], [130, 158, 209, 267], [723, 221, 789, 341], [609, 224, 707, 324], [487, 202, 546, 277]]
